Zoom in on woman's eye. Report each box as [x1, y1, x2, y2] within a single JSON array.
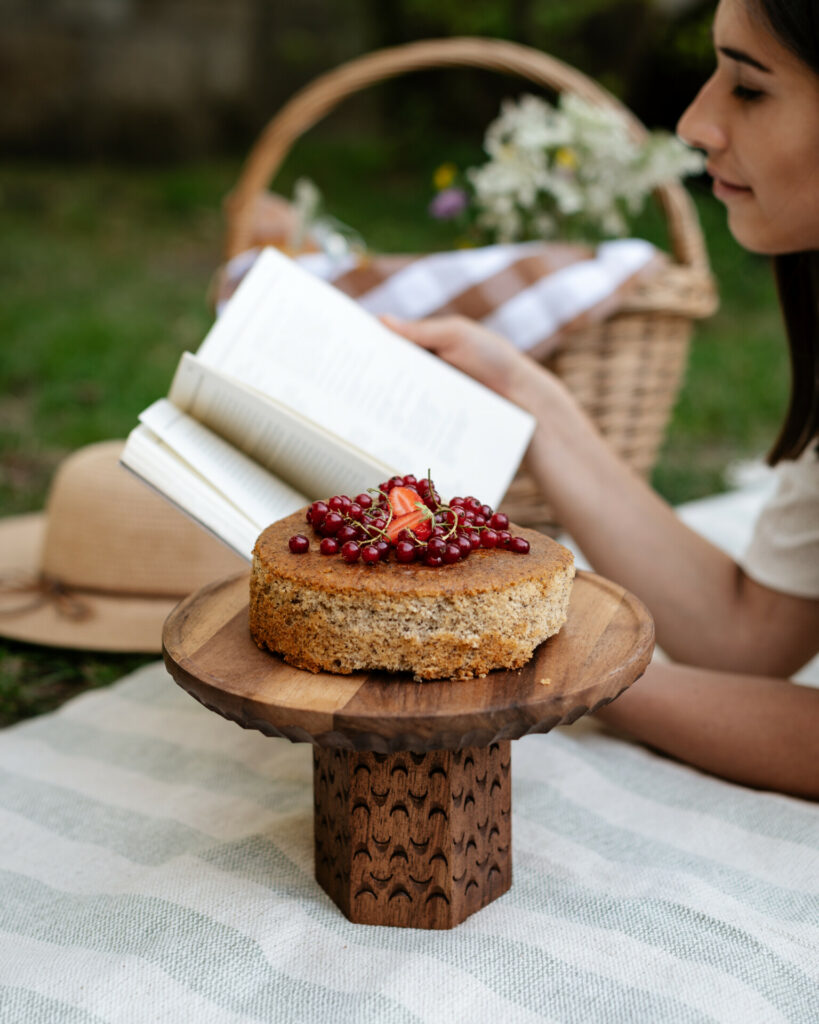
[[732, 84, 764, 102]]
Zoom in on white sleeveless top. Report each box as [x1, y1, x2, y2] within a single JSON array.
[[741, 440, 819, 598]]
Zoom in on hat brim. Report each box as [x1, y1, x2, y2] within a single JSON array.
[[0, 514, 181, 654]]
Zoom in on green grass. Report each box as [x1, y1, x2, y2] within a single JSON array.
[[0, 139, 790, 723], [0, 649, 153, 728]]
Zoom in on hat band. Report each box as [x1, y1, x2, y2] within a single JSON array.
[[0, 572, 186, 622]]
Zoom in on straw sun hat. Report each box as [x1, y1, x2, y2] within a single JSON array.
[[0, 440, 246, 652]]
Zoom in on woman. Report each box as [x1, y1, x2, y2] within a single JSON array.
[[383, 0, 819, 799]]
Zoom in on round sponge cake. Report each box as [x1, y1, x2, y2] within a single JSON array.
[[249, 508, 575, 680]]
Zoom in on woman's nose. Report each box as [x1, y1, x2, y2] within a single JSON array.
[[677, 75, 728, 154]]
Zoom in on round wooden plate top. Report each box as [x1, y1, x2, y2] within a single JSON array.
[[163, 570, 654, 752]]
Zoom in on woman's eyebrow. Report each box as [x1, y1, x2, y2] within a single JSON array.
[[718, 45, 772, 73]]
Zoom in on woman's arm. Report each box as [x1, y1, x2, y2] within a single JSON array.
[[596, 663, 819, 800], [382, 315, 819, 675], [520, 363, 819, 675]]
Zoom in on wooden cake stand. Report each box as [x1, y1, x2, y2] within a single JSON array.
[[163, 570, 653, 930]]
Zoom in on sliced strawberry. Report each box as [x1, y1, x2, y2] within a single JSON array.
[[385, 508, 432, 544], [387, 485, 422, 518]]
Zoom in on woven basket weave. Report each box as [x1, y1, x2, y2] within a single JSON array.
[[223, 37, 718, 533]]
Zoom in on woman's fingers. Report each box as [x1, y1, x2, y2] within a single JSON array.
[[380, 312, 507, 363], [379, 312, 532, 402], [379, 313, 465, 354]]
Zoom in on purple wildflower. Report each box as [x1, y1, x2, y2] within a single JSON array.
[[428, 187, 468, 220]]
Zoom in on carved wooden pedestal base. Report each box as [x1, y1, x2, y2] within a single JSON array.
[[313, 741, 512, 929]]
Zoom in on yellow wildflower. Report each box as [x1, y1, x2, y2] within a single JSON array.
[[554, 147, 578, 171], [433, 162, 458, 190]]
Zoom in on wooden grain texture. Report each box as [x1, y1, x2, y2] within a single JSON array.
[[313, 742, 511, 929], [163, 570, 654, 752]]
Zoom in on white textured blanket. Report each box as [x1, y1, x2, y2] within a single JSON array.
[[0, 658, 817, 1024]]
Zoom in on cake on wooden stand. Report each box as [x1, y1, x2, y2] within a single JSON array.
[[250, 508, 575, 681], [163, 569, 654, 930]]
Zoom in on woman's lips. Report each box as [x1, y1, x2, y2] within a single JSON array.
[[709, 168, 753, 200]]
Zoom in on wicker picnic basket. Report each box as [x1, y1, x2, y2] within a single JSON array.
[[223, 38, 717, 533]]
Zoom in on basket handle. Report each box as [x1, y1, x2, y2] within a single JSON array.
[[224, 37, 709, 272]]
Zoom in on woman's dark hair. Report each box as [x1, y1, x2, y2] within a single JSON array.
[[747, 0, 819, 462], [768, 252, 819, 462]]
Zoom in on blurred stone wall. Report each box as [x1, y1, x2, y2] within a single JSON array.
[[0, 0, 370, 158]]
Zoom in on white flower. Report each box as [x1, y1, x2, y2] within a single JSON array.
[[485, 94, 571, 154], [467, 93, 704, 243], [290, 178, 366, 261], [544, 171, 584, 216], [292, 177, 321, 225], [476, 204, 524, 244]]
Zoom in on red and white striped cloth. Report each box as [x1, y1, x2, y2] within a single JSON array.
[[216, 239, 661, 359]]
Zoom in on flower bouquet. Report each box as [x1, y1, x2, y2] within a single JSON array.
[[428, 93, 704, 245]]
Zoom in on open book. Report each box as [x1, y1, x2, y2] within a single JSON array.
[[121, 247, 535, 560]]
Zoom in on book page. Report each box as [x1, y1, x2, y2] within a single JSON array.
[[137, 400, 308, 531], [120, 425, 260, 559], [196, 247, 535, 507], [169, 352, 396, 499]]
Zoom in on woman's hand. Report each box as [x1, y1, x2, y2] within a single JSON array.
[[380, 313, 541, 409]]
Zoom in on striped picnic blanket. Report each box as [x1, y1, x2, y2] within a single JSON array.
[[1, 659, 817, 1024]]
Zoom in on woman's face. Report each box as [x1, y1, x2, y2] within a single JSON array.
[[677, 0, 819, 254]]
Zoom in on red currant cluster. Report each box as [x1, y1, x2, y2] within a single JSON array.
[[287, 473, 530, 567]]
